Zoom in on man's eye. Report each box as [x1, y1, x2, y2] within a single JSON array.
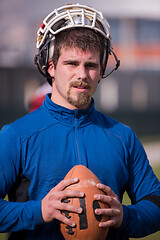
[[69, 62, 78, 66], [86, 64, 98, 69], [65, 61, 78, 66]]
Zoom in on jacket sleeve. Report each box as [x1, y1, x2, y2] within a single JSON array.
[[120, 129, 160, 238], [0, 125, 44, 232]]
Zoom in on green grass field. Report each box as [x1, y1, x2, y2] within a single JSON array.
[[0, 165, 160, 240]]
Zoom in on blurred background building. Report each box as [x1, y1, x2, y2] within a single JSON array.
[[0, 0, 160, 136]]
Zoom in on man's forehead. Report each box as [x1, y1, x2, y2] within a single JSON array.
[[59, 46, 100, 60]]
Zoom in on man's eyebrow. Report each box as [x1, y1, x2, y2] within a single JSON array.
[[85, 62, 99, 67], [63, 60, 80, 64], [63, 60, 99, 66]]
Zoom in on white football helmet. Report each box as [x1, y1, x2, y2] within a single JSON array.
[[35, 4, 120, 85]]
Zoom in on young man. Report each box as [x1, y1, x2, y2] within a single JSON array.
[[0, 4, 160, 240]]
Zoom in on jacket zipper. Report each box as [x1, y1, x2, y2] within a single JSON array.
[[74, 115, 82, 165]]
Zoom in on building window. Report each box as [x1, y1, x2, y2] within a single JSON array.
[[131, 79, 148, 112], [108, 18, 120, 43], [100, 78, 119, 112], [137, 19, 160, 43]]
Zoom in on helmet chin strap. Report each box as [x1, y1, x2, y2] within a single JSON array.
[[102, 48, 120, 78]]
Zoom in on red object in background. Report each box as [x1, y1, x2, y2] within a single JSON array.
[[29, 83, 52, 112], [29, 95, 46, 112]]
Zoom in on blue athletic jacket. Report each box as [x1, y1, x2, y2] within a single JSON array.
[[0, 94, 160, 240]]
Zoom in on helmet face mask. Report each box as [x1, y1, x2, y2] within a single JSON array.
[[35, 4, 120, 85]]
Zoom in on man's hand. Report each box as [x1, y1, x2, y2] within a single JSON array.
[[94, 183, 123, 228], [41, 178, 84, 227]]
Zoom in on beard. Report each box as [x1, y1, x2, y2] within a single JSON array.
[[67, 80, 92, 108]]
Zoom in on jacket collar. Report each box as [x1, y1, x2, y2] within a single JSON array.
[[43, 94, 96, 127]]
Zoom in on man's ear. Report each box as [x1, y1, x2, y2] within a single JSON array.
[[47, 62, 55, 78]]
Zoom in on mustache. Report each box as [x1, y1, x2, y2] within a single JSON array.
[[69, 80, 91, 89]]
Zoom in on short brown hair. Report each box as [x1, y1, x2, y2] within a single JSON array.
[[52, 28, 108, 69]]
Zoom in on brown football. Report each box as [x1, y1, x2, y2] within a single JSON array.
[[60, 165, 109, 240]]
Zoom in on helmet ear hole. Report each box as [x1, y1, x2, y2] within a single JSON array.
[[34, 53, 52, 85], [34, 37, 53, 86]]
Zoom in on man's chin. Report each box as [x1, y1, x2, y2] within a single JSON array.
[[67, 94, 91, 109]]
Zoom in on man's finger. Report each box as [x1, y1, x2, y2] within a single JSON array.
[[94, 194, 117, 206], [51, 178, 79, 192], [95, 207, 120, 216], [96, 183, 117, 198]]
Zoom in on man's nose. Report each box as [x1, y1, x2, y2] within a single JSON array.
[[77, 65, 88, 80]]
